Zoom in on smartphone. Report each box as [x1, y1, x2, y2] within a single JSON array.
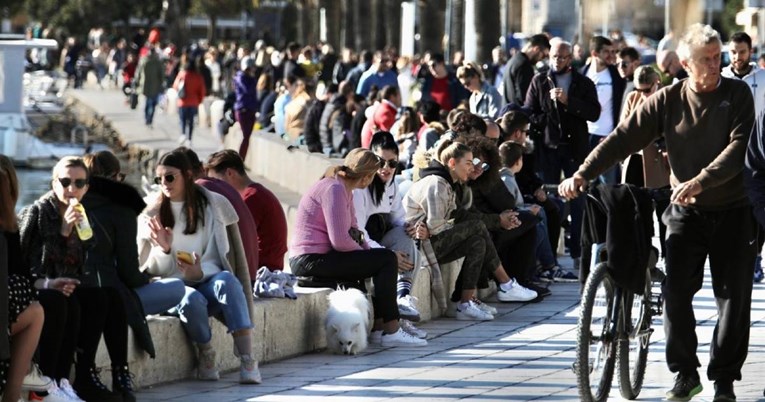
[[176, 250, 195, 265]]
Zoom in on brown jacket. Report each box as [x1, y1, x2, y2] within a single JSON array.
[[579, 78, 754, 209]]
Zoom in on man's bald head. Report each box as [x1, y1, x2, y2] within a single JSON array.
[[485, 120, 500, 141]]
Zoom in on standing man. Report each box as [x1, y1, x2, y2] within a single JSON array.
[[503, 34, 550, 105], [617, 46, 641, 112], [356, 52, 398, 98], [561, 24, 756, 402], [524, 40, 600, 271], [419, 53, 469, 112], [657, 49, 689, 84], [581, 35, 626, 184], [134, 47, 164, 128], [723, 31, 765, 285], [722, 32, 765, 116]]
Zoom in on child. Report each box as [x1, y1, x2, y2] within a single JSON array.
[[499, 142, 577, 282]]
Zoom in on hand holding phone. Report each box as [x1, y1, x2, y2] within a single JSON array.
[[176, 250, 195, 265]]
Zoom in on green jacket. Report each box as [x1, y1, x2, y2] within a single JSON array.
[[135, 53, 164, 98]]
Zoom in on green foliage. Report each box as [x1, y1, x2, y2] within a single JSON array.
[[23, 0, 163, 37], [721, 0, 744, 39]]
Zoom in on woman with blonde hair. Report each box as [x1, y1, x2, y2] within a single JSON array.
[[404, 139, 537, 321], [289, 148, 428, 347], [457, 62, 504, 119]]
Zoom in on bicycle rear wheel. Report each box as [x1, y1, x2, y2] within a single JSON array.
[[575, 262, 617, 402], [617, 269, 653, 400]]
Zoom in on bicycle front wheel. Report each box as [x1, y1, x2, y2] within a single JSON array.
[[575, 262, 617, 402], [617, 268, 653, 400]]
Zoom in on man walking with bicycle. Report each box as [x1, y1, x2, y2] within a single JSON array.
[[560, 24, 756, 402]]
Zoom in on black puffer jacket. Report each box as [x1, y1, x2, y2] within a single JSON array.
[[81, 177, 156, 357]]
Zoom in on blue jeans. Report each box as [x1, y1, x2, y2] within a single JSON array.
[[172, 271, 252, 344], [134, 278, 186, 315], [179, 106, 198, 141], [532, 208, 557, 267], [144, 95, 159, 125]]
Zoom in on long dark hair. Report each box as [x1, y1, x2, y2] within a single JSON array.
[[368, 131, 398, 206], [154, 150, 208, 234]]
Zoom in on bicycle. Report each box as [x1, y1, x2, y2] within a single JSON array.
[[573, 185, 668, 402]]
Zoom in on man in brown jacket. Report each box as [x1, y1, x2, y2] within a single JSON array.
[[561, 24, 756, 401]]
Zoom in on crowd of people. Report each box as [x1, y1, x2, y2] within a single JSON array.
[[11, 18, 765, 402]]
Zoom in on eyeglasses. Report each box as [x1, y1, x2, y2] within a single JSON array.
[[57, 177, 88, 189], [377, 157, 398, 169], [153, 173, 179, 185], [472, 158, 490, 172], [619, 60, 633, 68]]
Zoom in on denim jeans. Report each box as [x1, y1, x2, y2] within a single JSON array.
[[171, 271, 252, 344], [179, 106, 198, 141], [144, 95, 159, 125], [538, 144, 583, 258], [134, 278, 186, 315], [531, 208, 557, 267]]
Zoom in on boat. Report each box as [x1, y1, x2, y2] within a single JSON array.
[[0, 36, 103, 168]]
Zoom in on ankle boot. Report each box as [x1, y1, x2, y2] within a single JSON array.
[[112, 365, 136, 402], [73, 365, 123, 402]]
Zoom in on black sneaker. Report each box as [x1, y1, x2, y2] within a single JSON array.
[[713, 380, 735, 402], [666, 371, 703, 401]]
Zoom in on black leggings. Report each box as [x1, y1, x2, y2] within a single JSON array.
[[102, 288, 127, 368], [290, 249, 400, 323], [75, 287, 110, 376], [38, 289, 81, 380]]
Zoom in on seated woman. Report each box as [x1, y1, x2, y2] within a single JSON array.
[[353, 132, 426, 338], [289, 148, 427, 347], [404, 139, 537, 322], [81, 151, 186, 402], [19, 156, 113, 402], [0, 156, 46, 402], [137, 150, 260, 384]]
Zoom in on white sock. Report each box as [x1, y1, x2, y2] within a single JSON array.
[[500, 280, 514, 292]]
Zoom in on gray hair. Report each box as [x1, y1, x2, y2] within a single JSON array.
[[551, 40, 572, 53], [677, 23, 721, 63]]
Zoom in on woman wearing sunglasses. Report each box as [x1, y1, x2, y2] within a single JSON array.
[[137, 150, 260, 384], [289, 148, 428, 347], [79, 151, 185, 402], [352, 132, 427, 340], [18, 156, 114, 402]]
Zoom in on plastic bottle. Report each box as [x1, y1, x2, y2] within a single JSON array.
[[69, 198, 93, 241]]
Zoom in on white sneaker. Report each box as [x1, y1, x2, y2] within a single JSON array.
[[177, 135, 188, 145], [455, 301, 494, 321], [239, 355, 262, 384], [58, 379, 85, 402], [197, 346, 220, 381], [22, 363, 53, 391], [497, 279, 538, 302], [472, 298, 498, 315], [381, 328, 428, 347], [399, 319, 427, 339], [368, 330, 383, 345], [397, 295, 421, 322], [36, 383, 73, 402]]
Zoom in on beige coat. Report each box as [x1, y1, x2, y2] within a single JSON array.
[[137, 187, 255, 325]]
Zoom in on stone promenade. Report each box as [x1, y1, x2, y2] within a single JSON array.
[[65, 86, 765, 401]]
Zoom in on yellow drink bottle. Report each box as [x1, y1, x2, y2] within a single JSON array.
[[69, 198, 93, 241]]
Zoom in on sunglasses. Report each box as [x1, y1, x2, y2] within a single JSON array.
[[635, 84, 657, 94], [115, 173, 127, 183], [377, 158, 399, 169], [57, 177, 88, 189], [472, 158, 490, 172], [153, 173, 179, 185]]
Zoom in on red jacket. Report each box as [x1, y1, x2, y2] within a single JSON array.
[[173, 70, 206, 108], [361, 101, 397, 148]]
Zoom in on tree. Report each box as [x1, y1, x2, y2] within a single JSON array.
[[720, 0, 744, 39], [191, 0, 244, 43]]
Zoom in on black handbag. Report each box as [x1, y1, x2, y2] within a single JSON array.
[[129, 92, 138, 110]]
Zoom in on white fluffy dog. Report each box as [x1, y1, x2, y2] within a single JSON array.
[[325, 288, 371, 355]]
